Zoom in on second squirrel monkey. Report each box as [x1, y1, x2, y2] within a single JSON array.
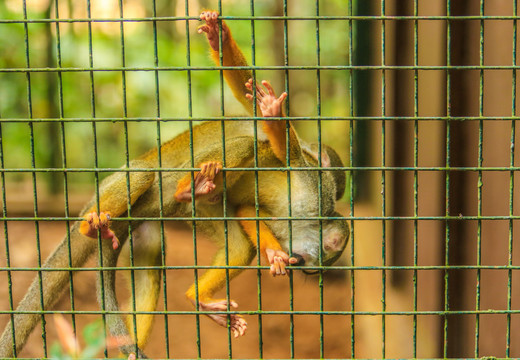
[[0, 11, 349, 359]]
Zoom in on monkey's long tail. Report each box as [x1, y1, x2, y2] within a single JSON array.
[[0, 223, 96, 358], [96, 227, 149, 359]]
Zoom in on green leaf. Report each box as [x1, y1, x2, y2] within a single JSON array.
[[82, 319, 104, 347], [49, 342, 64, 359]]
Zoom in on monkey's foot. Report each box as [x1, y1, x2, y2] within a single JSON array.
[[175, 161, 222, 203], [245, 79, 287, 118], [196, 299, 247, 337], [265, 248, 294, 277], [79, 211, 120, 250], [198, 10, 228, 52]]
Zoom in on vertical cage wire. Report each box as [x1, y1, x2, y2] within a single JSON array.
[[185, 1, 202, 357], [151, 0, 170, 356], [53, 0, 78, 342], [444, 1, 452, 357], [0, 91, 15, 359], [348, 0, 356, 358], [216, 1, 234, 355], [84, 0, 110, 356], [412, 0, 419, 357], [507, 1, 517, 358], [116, 1, 140, 353], [247, 0, 265, 358], [475, 0, 484, 357], [380, 0, 387, 358], [281, 2, 296, 358], [314, 1, 325, 358], [21, 1, 48, 358]]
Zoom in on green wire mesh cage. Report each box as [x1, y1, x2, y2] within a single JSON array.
[[0, 0, 519, 359]]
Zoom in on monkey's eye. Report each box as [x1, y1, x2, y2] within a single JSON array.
[[322, 250, 344, 267]]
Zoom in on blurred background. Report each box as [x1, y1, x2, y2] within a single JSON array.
[[1, 0, 520, 359]]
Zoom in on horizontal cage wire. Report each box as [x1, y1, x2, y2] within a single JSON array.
[[0, 0, 519, 359]]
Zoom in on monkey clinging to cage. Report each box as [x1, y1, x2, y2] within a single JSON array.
[[0, 11, 349, 359]]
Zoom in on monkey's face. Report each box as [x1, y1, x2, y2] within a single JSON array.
[[290, 215, 349, 274]]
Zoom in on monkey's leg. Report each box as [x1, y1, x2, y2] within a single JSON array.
[[237, 206, 298, 277], [185, 222, 255, 338], [174, 136, 254, 204], [119, 221, 162, 350], [79, 160, 156, 249], [174, 161, 222, 203], [0, 224, 98, 358]]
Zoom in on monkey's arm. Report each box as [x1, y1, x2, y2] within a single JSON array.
[[199, 10, 253, 112], [244, 79, 297, 165], [199, 11, 306, 167], [236, 206, 297, 276]]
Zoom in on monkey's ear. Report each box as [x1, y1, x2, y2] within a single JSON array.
[[319, 151, 331, 168], [309, 143, 346, 200], [308, 144, 331, 167]]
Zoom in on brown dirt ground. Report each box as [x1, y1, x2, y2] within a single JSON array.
[[0, 220, 354, 359]]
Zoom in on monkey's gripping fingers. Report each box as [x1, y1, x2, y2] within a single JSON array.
[[265, 248, 291, 277], [230, 316, 247, 338], [200, 161, 222, 181], [245, 78, 266, 98], [174, 161, 222, 203], [197, 299, 247, 337], [197, 161, 223, 200], [245, 79, 287, 118], [190, 161, 222, 199], [80, 211, 121, 250], [198, 10, 228, 51]]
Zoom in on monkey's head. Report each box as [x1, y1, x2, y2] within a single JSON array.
[[289, 212, 349, 274]]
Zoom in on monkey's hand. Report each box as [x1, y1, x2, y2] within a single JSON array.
[[175, 161, 222, 203], [79, 212, 120, 250], [245, 79, 287, 118], [265, 248, 294, 277], [193, 299, 247, 338], [198, 10, 229, 52]]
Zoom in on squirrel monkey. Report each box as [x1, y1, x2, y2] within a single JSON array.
[[190, 10, 349, 271], [0, 10, 349, 359], [174, 79, 348, 275], [174, 10, 349, 336]]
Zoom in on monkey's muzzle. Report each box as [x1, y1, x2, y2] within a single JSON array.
[[290, 253, 305, 266], [291, 253, 323, 275]]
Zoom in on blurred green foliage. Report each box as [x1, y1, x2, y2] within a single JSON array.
[[50, 316, 124, 360], [0, 0, 350, 194]]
